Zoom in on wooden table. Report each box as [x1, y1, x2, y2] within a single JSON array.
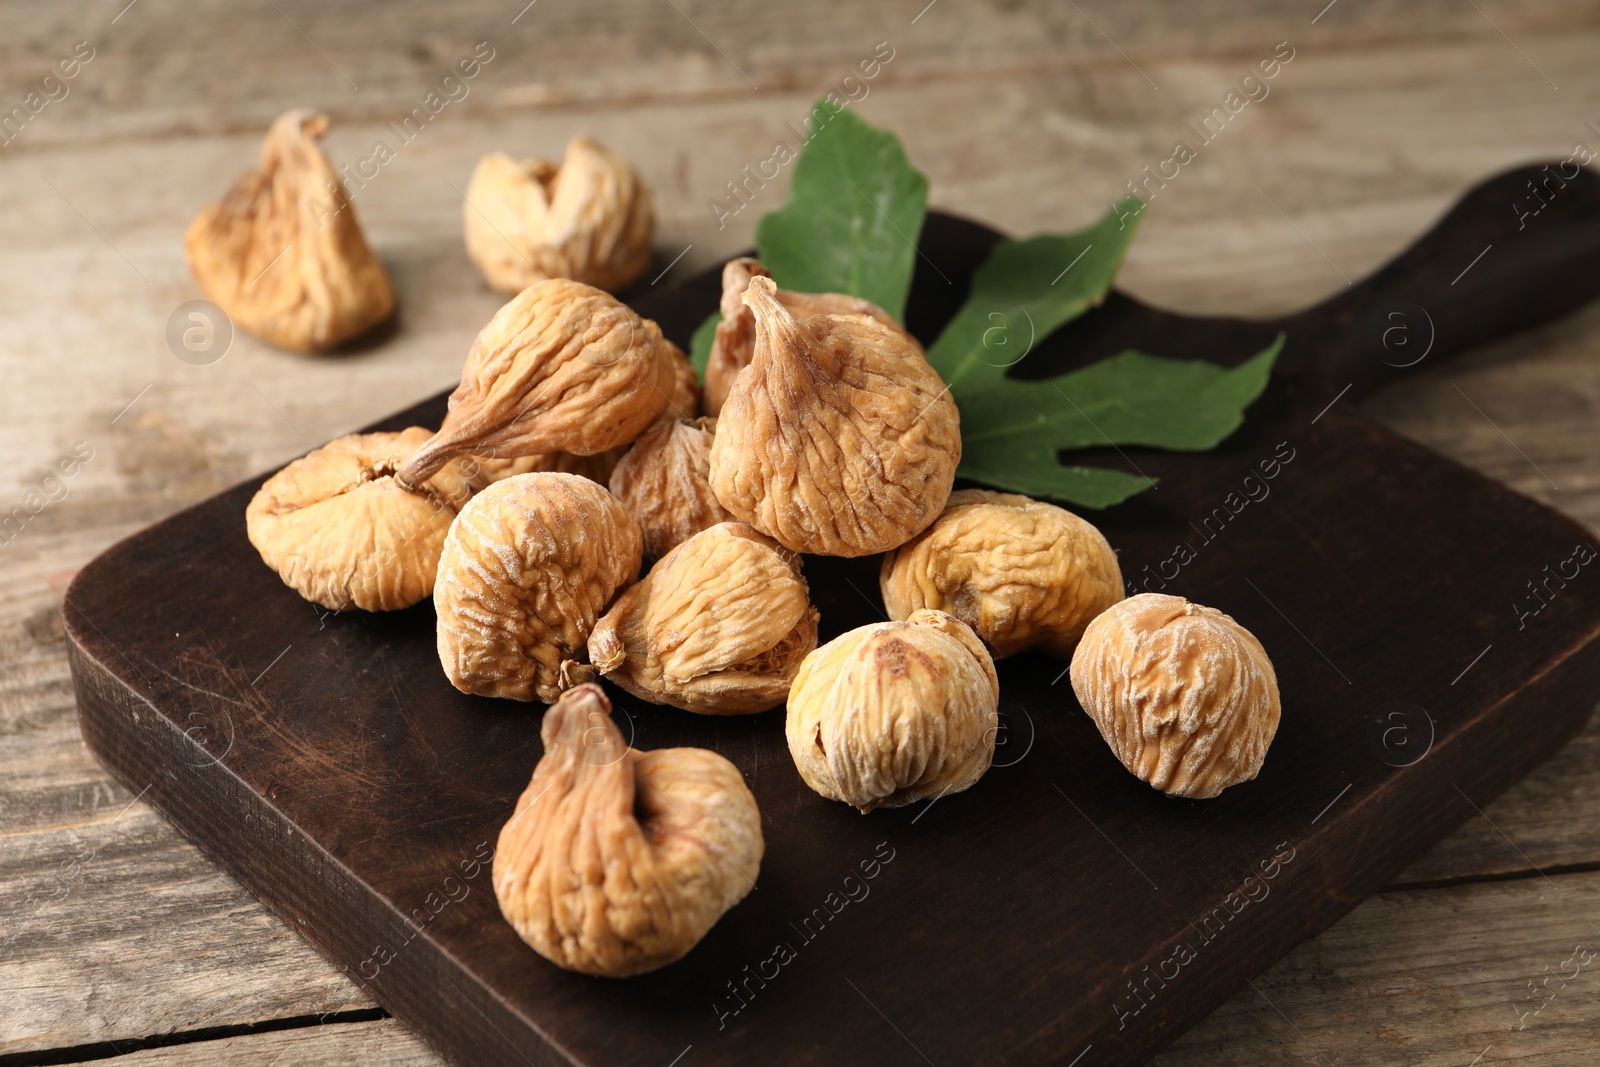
[[4, 2, 1598, 1063]]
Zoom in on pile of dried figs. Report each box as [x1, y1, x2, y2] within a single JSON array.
[[217, 111, 1281, 978]]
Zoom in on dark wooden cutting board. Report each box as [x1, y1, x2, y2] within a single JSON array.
[[65, 162, 1600, 1067]]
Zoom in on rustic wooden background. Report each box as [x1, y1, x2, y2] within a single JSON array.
[[3, 1, 1599, 1063]]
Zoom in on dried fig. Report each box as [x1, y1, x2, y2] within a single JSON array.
[[185, 109, 395, 352], [787, 609, 998, 812], [1070, 593, 1280, 799], [434, 472, 642, 702], [246, 427, 480, 611], [607, 417, 731, 560], [880, 489, 1123, 659], [468, 338, 692, 490], [397, 279, 676, 487], [465, 137, 654, 293], [589, 522, 818, 714], [709, 276, 960, 557], [703, 258, 911, 416], [494, 683, 763, 976], [660, 338, 701, 422]]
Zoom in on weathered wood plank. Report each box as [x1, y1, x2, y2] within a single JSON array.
[[1394, 707, 1600, 888], [53, 869, 1600, 1066], [0, 0, 1587, 151], [0, 589, 376, 1057], [33, 1019, 436, 1067], [1, 6, 1599, 1063], [1156, 870, 1600, 1065]]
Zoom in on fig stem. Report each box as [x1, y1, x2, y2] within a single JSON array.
[[395, 438, 454, 489], [741, 275, 807, 361], [559, 660, 601, 689]]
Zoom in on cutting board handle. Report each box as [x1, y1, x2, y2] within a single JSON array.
[[1281, 160, 1600, 398]]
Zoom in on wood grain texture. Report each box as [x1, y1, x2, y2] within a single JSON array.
[[4, 1, 1600, 1063], [0, 1, 1589, 151], [73, 867, 1600, 1067], [26, 1019, 436, 1067]]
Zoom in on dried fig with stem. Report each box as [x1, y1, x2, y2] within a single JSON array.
[[709, 276, 960, 557], [787, 609, 999, 812], [465, 137, 654, 293], [703, 258, 911, 416], [881, 489, 1123, 659], [589, 522, 818, 714], [434, 472, 642, 702], [246, 427, 480, 611], [185, 109, 395, 352], [396, 279, 676, 488], [1070, 593, 1280, 799], [494, 683, 763, 976], [608, 417, 730, 560], [470, 334, 694, 489]]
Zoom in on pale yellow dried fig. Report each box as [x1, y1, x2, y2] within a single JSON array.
[[434, 472, 642, 702], [465, 137, 654, 293], [881, 489, 1123, 659], [245, 428, 480, 611], [660, 338, 702, 422], [709, 277, 960, 557], [703, 258, 911, 416], [465, 340, 692, 490], [185, 109, 395, 352], [589, 522, 818, 714], [476, 336, 689, 487], [397, 279, 676, 487], [1070, 593, 1280, 799], [607, 417, 731, 560], [494, 683, 762, 976], [787, 609, 998, 812]]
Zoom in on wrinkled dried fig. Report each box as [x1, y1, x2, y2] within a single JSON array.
[[465, 137, 654, 293], [434, 472, 642, 702], [589, 522, 818, 714], [660, 338, 701, 422], [709, 276, 960, 557], [246, 427, 480, 611], [607, 417, 731, 560], [494, 683, 762, 976], [468, 340, 692, 495], [397, 279, 676, 487], [787, 609, 998, 812], [703, 258, 911, 416], [185, 109, 395, 352], [1070, 593, 1280, 799], [880, 489, 1123, 659]]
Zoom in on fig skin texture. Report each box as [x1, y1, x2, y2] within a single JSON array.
[[608, 416, 732, 562], [588, 522, 819, 714], [464, 137, 654, 294], [185, 109, 395, 353], [703, 257, 910, 416], [397, 278, 676, 487], [245, 427, 481, 611], [709, 275, 960, 558], [433, 472, 642, 703], [787, 609, 999, 812], [1070, 592, 1281, 799], [493, 683, 763, 977], [469, 337, 697, 492], [880, 489, 1123, 659]]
